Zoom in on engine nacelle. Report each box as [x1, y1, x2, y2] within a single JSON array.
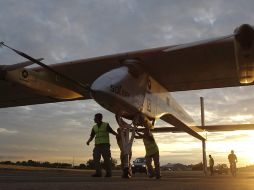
[[234, 24, 254, 84]]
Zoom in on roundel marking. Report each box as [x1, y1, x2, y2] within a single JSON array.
[[22, 70, 29, 78]]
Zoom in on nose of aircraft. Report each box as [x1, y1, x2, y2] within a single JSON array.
[[90, 67, 130, 111], [90, 66, 129, 95]]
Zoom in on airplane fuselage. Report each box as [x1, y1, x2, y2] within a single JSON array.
[[91, 65, 195, 126], [4, 61, 196, 128]]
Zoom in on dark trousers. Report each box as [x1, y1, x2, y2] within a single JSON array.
[[210, 165, 214, 176], [145, 151, 160, 177], [93, 144, 111, 175]]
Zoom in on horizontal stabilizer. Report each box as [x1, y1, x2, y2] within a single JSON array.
[[147, 124, 254, 133], [136, 127, 182, 133], [197, 124, 254, 132]]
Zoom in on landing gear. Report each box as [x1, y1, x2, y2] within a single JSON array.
[[115, 114, 155, 178], [115, 114, 138, 178]]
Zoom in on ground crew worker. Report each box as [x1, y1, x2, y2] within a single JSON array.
[[116, 128, 132, 178], [228, 150, 237, 176], [135, 126, 161, 179], [86, 113, 118, 177], [209, 155, 214, 176]]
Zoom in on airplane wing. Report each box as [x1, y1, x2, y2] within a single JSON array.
[[50, 35, 240, 93], [0, 80, 84, 108], [1, 24, 253, 108], [0, 46, 169, 108]]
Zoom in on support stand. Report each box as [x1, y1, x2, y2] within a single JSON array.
[[202, 139, 207, 176], [200, 97, 207, 176]]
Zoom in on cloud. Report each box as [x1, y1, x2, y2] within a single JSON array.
[[0, 128, 18, 134], [228, 115, 254, 123], [0, 155, 25, 160], [193, 8, 217, 26]]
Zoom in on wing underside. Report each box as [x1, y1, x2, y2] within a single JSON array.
[[50, 36, 243, 92], [0, 80, 85, 108], [0, 30, 253, 108]]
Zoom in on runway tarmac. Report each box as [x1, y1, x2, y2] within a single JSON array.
[[0, 168, 254, 190]]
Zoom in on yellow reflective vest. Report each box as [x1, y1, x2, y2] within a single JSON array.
[[93, 122, 110, 145], [143, 135, 159, 156]]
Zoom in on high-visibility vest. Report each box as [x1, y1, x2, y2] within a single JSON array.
[[143, 135, 159, 156], [93, 122, 110, 144]]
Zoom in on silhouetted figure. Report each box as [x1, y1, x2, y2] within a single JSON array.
[[209, 155, 214, 176], [228, 150, 237, 177]]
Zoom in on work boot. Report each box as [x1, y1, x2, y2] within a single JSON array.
[[148, 171, 155, 178], [156, 175, 161, 180], [91, 173, 102, 177], [104, 173, 112, 177], [122, 167, 131, 179]]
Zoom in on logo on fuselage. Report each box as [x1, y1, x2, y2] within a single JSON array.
[[110, 85, 130, 97], [146, 98, 151, 112]]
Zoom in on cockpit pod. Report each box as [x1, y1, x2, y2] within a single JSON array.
[[90, 61, 148, 119], [234, 24, 254, 84]]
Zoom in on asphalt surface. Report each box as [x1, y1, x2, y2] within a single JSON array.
[[0, 169, 254, 190]]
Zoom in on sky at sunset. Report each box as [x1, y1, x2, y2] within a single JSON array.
[[1, 0, 254, 167]]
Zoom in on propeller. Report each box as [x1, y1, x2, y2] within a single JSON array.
[[0, 42, 90, 92], [234, 24, 254, 50]]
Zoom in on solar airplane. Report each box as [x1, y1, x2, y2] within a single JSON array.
[[1, 24, 254, 175]]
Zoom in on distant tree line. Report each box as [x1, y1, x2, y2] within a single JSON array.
[[190, 162, 203, 171], [84, 158, 118, 169], [238, 164, 254, 172], [0, 160, 72, 168], [161, 162, 204, 171], [0, 158, 118, 169], [1, 160, 223, 171]]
